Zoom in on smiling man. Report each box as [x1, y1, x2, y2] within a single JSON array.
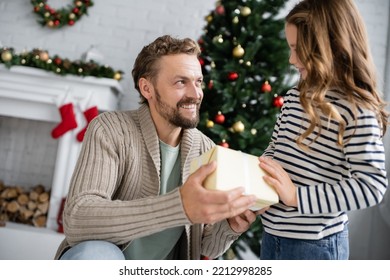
[[55, 35, 261, 260]]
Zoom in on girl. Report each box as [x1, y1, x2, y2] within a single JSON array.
[[259, 0, 388, 260]]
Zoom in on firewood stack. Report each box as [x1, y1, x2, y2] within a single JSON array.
[[0, 181, 50, 228]]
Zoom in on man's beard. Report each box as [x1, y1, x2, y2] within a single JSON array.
[[155, 89, 201, 129]]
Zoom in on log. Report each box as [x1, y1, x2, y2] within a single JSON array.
[[32, 215, 47, 227], [6, 201, 20, 213], [0, 183, 50, 228], [17, 193, 29, 206], [37, 201, 49, 214]]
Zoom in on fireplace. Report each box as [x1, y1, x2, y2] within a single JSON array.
[[0, 64, 122, 259]]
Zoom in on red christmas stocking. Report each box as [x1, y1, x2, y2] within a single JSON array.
[[51, 103, 78, 139], [76, 106, 99, 142]]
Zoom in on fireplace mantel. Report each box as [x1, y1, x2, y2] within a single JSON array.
[[0, 64, 123, 122], [0, 65, 123, 259]]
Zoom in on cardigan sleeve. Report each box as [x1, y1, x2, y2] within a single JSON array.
[[200, 220, 241, 259]]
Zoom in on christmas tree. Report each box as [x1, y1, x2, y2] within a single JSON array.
[[197, 0, 294, 259]]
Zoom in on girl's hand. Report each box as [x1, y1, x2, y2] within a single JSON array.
[[259, 157, 298, 207]]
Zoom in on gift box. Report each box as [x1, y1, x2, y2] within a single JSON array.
[[190, 146, 279, 211]]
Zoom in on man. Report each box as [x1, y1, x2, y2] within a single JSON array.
[[55, 35, 261, 260]]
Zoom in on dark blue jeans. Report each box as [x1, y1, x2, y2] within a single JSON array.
[[260, 227, 349, 260]]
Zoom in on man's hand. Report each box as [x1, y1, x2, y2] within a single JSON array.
[[180, 161, 257, 225], [227, 206, 269, 233]]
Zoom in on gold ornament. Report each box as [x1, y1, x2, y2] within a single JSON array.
[[233, 45, 245, 58], [1, 50, 12, 62], [206, 120, 214, 128], [232, 16, 239, 24], [113, 72, 122, 81], [232, 121, 245, 133], [251, 128, 257, 135], [206, 15, 213, 23], [213, 35, 223, 44], [240, 6, 252, 16], [39, 51, 49, 61]]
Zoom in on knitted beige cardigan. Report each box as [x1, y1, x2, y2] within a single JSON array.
[[54, 104, 240, 260]]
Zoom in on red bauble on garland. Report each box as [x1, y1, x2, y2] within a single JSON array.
[[53, 56, 62, 65]]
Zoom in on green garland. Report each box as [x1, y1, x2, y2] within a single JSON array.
[[31, 0, 94, 28], [0, 47, 123, 81]]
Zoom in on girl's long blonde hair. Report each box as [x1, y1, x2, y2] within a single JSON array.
[[286, 0, 388, 147]]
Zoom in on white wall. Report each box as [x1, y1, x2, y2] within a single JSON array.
[[346, 0, 390, 260], [0, 0, 389, 259]]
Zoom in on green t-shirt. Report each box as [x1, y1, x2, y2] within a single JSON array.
[[124, 140, 184, 259]]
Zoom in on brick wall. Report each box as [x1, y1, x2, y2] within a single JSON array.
[[0, 0, 215, 110]]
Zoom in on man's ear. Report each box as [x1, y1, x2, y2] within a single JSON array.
[[139, 78, 153, 100]]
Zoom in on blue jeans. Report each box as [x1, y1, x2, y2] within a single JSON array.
[[60, 240, 125, 260], [260, 227, 349, 260]]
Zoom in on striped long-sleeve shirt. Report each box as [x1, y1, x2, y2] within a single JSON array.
[[261, 88, 388, 240]]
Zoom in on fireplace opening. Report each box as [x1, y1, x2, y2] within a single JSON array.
[[0, 115, 58, 228]]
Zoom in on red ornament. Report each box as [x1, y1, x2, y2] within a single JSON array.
[[228, 72, 239, 81], [273, 96, 284, 108], [215, 5, 225, 15], [261, 81, 272, 93], [214, 112, 225, 124], [68, 20, 75, 26], [73, 7, 80, 14], [54, 57, 62, 65], [208, 80, 214, 90], [199, 57, 205, 66], [219, 140, 229, 148]]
